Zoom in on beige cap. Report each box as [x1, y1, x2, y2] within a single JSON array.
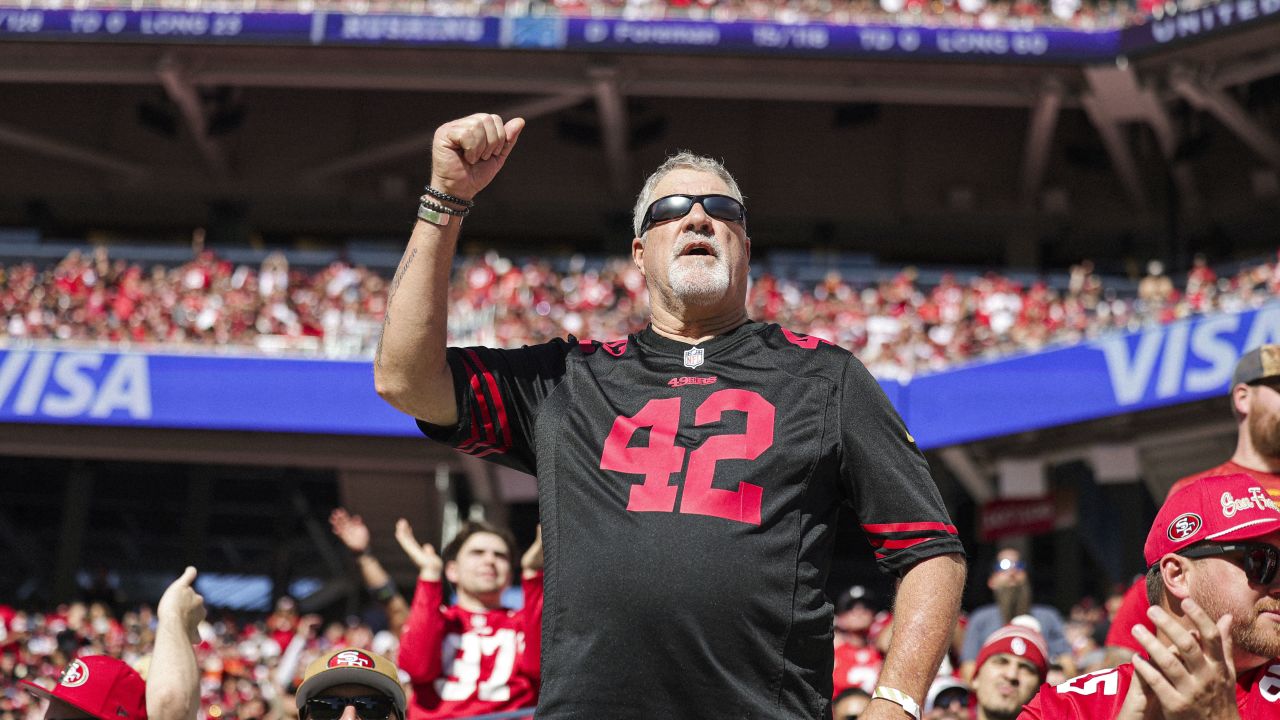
[[295, 648, 405, 715], [1233, 345, 1280, 386]]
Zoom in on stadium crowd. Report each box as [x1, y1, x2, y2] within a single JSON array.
[[0, 536, 1126, 720], [0, 593, 392, 720], [2, 246, 1277, 381]]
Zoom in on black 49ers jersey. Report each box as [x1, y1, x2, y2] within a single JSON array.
[[419, 321, 963, 720]]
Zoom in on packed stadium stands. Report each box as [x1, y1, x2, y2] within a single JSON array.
[[3, 245, 1276, 380], [0, 596, 400, 720], [0, 541, 1127, 720]]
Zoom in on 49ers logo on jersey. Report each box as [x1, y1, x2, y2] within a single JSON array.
[[1167, 512, 1202, 543], [60, 659, 89, 688], [328, 650, 374, 669]]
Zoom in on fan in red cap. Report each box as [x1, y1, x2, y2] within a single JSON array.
[[968, 623, 1045, 720], [1019, 473, 1280, 719], [21, 656, 147, 720]]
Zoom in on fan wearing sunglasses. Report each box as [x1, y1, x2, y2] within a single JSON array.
[[376, 112, 965, 720], [296, 649, 406, 720], [1019, 473, 1280, 719], [1105, 345, 1280, 667]]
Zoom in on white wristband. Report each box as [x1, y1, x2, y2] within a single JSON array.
[[872, 686, 921, 720], [416, 203, 453, 226]]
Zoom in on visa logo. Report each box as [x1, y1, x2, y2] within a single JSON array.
[[1096, 304, 1280, 406], [0, 350, 152, 419]]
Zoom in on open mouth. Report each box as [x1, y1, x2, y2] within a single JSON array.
[[678, 241, 717, 258]]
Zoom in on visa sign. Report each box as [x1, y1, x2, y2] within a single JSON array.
[[0, 349, 151, 419], [1095, 304, 1280, 406]]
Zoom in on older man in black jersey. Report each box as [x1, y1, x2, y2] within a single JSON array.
[[375, 112, 966, 720]]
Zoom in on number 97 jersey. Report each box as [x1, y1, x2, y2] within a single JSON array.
[[419, 322, 964, 720]]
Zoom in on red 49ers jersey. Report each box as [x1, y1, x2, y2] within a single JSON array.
[[833, 644, 883, 696], [1018, 661, 1280, 719], [419, 322, 963, 720], [397, 575, 543, 720]]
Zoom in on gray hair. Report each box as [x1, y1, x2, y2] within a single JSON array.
[[631, 151, 745, 238]]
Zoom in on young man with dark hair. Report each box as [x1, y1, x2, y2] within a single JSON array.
[[395, 519, 542, 720]]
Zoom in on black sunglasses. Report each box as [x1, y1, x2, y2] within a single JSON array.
[[639, 194, 746, 235], [304, 696, 398, 720], [1177, 541, 1279, 585]]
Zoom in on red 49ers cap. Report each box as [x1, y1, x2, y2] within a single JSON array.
[[1145, 473, 1280, 566], [295, 648, 405, 715], [20, 656, 147, 720]]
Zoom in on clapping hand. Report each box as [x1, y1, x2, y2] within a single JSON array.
[[395, 518, 443, 582], [330, 508, 370, 555], [1125, 599, 1241, 720]]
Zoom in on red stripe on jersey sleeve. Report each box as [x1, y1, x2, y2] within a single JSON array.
[[872, 537, 946, 550], [455, 348, 504, 450], [453, 364, 483, 453], [457, 364, 497, 454], [462, 349, 512, 455], [861, 521, 958, 536], [871, 536, 951, 559]]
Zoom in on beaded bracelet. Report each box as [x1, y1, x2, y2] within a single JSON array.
[[418, 196, 470, 217], [423, 185, 475, 208]]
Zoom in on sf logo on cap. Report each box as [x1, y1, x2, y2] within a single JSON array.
[[1010, 638, 1027, 656], [1167, 512, 1202, 542], [60, 660, 90, 688], [329, 651, 374, 669]]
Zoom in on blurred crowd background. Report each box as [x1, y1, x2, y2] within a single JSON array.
[[3, 245, 1276, 381], [0, 556, 1121, 720]]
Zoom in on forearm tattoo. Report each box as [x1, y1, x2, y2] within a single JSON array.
[[375, 245, 418, 367]]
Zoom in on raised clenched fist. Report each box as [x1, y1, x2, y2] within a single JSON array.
[[430, 113, 525, 202]]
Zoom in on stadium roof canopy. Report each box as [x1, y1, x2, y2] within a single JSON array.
[[0, 5, 1277, 270]]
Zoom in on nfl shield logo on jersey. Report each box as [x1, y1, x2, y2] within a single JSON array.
[[683, 347, 705, 369]]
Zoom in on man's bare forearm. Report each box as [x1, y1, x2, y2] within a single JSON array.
[[866, 553, 966, 719], [373, 219, 460, 425], [373, 113, 525, 425], [148, 568, 204, 720]]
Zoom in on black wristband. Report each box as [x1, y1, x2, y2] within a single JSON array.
[[422, 185, 475, 208], [370, 580, 398, 603]]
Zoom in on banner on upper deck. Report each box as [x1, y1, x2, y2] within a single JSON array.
[[903, 302, 1280, 448], [1119, 0, 1280, 53], [561, 18, 1118, 60], [0, 349, 418, 435], [0, 8, 314, 41], [0, 8, 1120, 61]]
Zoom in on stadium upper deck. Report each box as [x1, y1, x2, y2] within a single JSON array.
[[0, 0, 1137, 29], [0, 0, 1276, 278]]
